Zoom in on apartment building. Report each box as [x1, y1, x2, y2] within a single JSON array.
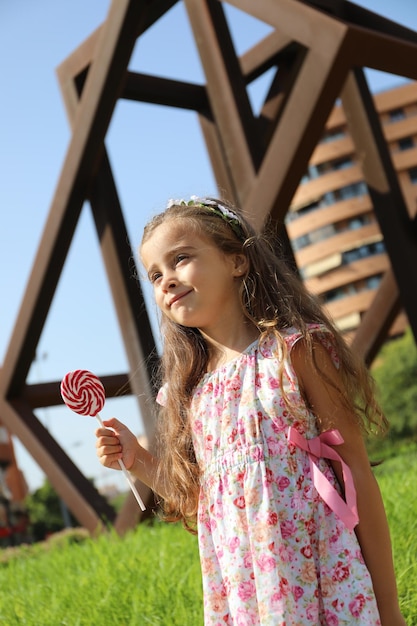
[[286, 81, 417, 339]]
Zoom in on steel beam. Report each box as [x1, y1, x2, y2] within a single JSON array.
[[23, 374, 131, 409], [123, 72, 208, 110], [239, 32, 295, 82], [351, 270, 401, 365], [0, 0, 153, 531], [185, 0, 259, 203], [0, 0, 147, 399], [341, 68, 417, 344], [0, 397, 115, 531], [243, 26, 350, 229], [1, 0, 417, 535], [303, 0, 417, 44], [55, 0, 181, 108]]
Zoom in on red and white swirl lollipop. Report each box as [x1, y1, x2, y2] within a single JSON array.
[[60, 369, 146, 511], [60, 369, 105, 417]]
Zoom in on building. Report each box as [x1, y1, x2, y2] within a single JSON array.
[[286, 81, 417, 340]]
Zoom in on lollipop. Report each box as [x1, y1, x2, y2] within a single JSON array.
[[60, 369, 146, 511], [60, 369, 105, 417]]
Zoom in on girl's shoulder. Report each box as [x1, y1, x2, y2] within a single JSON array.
[[276, 323, 341, 368], [259, 323, 329, 354], [281, 323, 332, 348]]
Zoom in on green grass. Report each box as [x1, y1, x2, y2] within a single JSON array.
[[373, 447, 417, 624], [0, 523, 203, 625], [0, 446, 416, 625]]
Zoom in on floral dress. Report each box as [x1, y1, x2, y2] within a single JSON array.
[[189, 325, 381, 625]]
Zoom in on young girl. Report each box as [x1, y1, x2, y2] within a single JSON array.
[[96, 197, 405, 625]]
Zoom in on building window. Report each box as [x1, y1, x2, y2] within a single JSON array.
[[309, 224, 336, 245], [321, 191, 336, 206], [367, 275, 383, 290], [297, 178, 368, 211], [398, 136, 414, 151], [315, 157, 354, 176], [322, 274, 383, 304], [320, 126, 346, 143], [337, 181, 368, 201], [348, 214, 371, 230], [388, 108, 406, 122], [291, 215, 372, 252], [323, 287, 346, 303], [292, 233, 311, 252], [308, 164, 320, 180], [374, 241, 385, 254], [286, 201, 320, 222], [409, 167, 417, 184], [316, 162, 330, 176], [332, 157, 353, 171], [341, 240, 385, 265]]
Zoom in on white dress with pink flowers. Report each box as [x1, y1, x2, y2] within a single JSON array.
[[189, 325, 381, 625]]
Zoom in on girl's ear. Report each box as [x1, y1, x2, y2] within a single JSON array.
[[231, 253, 249, 277]]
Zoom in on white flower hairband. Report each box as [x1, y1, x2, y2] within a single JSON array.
[[166, 195, 245, 241]]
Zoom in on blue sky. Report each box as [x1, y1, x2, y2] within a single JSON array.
[[0, 0, 415, 493]]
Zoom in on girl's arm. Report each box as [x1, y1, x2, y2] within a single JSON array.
[[95, 417, 167, 498], [291, 340, 406, 626]]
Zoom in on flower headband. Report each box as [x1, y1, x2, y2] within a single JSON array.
[[166, 195, 245, 242]]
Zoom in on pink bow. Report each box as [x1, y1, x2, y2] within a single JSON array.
[[287, 427, 359, 531]]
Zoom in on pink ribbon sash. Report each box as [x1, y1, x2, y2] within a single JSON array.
[[287, 427, 359, 531]]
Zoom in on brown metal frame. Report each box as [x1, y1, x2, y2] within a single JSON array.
[[0, 0, 416, 533]]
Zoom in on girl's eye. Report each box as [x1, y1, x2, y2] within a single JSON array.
[[150, 272, 162, 284], [175, 254, 188, 264]]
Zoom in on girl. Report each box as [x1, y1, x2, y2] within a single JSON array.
[[96, 197, 405, 625]]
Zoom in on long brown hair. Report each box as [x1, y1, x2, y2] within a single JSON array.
[[141, 198, 387, 531]]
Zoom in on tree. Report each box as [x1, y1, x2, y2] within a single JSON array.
[[25, 480, 78, 542], [372, 328, 417, 441]]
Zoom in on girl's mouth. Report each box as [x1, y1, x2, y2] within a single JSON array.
[[169, 290, 192, 307]]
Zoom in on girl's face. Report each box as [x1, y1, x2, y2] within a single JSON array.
[[141, 220, 248, 338]]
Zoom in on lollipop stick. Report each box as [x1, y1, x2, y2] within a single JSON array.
[[95, 414, 146, 511]]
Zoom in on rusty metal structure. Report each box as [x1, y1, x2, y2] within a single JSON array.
[[0, 0, 417, 534]]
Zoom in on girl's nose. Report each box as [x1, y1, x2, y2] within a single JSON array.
[[161, 274, 177, 292]]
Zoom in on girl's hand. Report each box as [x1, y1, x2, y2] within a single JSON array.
[[95, 417, 139, 472]]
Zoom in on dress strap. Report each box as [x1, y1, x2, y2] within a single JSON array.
[[287, 427, 359, 531]]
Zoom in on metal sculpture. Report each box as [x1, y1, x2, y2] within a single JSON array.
[[0, 0, 416, 533]]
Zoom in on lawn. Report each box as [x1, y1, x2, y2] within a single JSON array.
[[0, 445, 415, 625]]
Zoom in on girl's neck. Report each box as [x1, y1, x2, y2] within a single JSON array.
[[203, 324, 260, 372]]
